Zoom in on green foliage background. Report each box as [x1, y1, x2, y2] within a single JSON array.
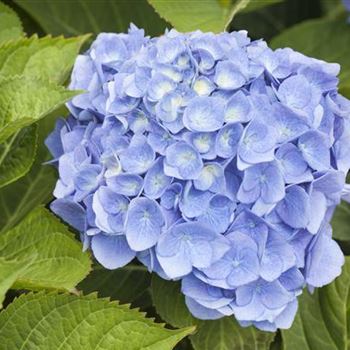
[[0, 0, 350, 349]]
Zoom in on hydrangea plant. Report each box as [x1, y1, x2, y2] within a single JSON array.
[[46, 25, 350, 331]]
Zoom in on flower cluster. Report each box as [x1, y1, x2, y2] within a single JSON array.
[[46, 25, 350, 331]]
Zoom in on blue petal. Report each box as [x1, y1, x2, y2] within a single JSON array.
[[276, 143, 313, 184], [165, 141, 203, 180], [306, 224, 344, 287], [225, 91, 252, 123], [182, 274, 234, 309], [144, 157, 173, 199], [312, 170, 345, 205], [197, 195, 235, 234], [260, 232, 296, 282], [276, 185, 310, 228], [307, 190, 327, 234], [237, 118, 277, 167], [189, 132, 217, 160], [45, 119, 65, 159], [74, 164, 102, 201], [277, 75, 314, 111], [183, 96, 225, 132], [91, 234, 135, 269], [160, 182, 183, 209], [51, 198, 86, 232], [156, 222, 230, 278], [125, 197, 165, 251], [298, 131, 330, 171], [193, 76, 216, 96], [137, 248, 169, 280], [147, 73, 176, 101], [216, 123, 243, 158], [237, 161, 285, 205], [185, 297, 224, 320], [91, 33, 128, 65], [179, 182, 213, 218], [106, 174, 143, 197], [202, 231, 260, 288], [120, 135, 155, 174], [273, 103, 309, 143], [92, 186, 128, 234], [147, 122, 174, 155], [156, 91, 183, 123], [214, 61, 246, 90], [193, 163, 226, 192]]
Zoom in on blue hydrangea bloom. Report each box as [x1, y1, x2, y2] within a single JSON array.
[[47, 25, 350, 332]]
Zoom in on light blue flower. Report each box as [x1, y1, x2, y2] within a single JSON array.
[[156, 222, 230, 278], [199, 231, 260, 288], [237, 161, 285, 207], [48, 25, 350, 332], [232, 279, 295, 323], [182, 274, 235, 319]]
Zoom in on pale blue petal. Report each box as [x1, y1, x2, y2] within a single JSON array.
[[298, 131, 330, 171], [193, 163, 226, 192], [125, 197, 165, 251], [144, 157, 173, 199], [120, 135, 155, 174], [276, 185, 310, 228], [51, 198, 86, 232], [91, 234, 135, 269], [183, 96, 225, 132], [214, 61, 246, 90], [216, 123, 243, 158], [165, 141, 203, 180], [107, 174, 143, 196]]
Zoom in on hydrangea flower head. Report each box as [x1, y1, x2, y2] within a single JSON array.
[[47, 24, 350, 331]]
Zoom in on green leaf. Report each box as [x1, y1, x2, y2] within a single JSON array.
[[0, 124, 37, 189], [282, 257, 350, 350], [243, 0, 283, 12], [332, 201, 350, 241], [0, 206, 91, 295], [0, 2, 23, 45], [152, 275, 196, 328], [78, 264, 151, 304], [14, 0, 168, 37], [270, 18, 350, 94], [0, 292, 195, 350], [0, 109, 59, 233], [0, 76, 78, 143], [0, 258, 28, 308], [0, 34, 89, 83], [151, 275, 275, 350], [148, 0, 250, 33]]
